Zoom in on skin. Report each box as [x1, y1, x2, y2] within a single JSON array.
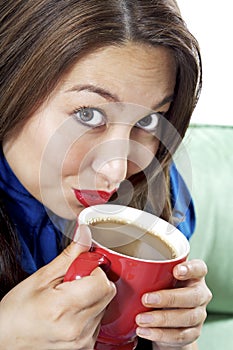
[[0, 43, 212, 349], [0, 226, 115, 349], [3, 43, 175, 220]]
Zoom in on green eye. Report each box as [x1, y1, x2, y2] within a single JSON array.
[[73, 107, 105, 127], [136, 113, 159, 132]]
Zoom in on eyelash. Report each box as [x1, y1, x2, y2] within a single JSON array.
[[72, 105, 106, 127], [71, 105, 162, 132]]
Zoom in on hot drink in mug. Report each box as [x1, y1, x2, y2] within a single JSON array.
[[64, 204, 190, 350]]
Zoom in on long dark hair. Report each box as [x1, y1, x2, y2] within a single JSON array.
[[0, 0, 201, 297]]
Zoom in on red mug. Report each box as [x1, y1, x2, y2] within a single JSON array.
[[64, 204, 190, 350]]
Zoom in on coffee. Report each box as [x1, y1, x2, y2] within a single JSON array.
[[88, 218, 177, 260]]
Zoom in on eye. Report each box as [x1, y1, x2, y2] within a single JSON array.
[[136, 113, 160, 132], [73, 107, 106, 127]]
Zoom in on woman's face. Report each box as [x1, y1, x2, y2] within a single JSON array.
[[3, 43, 176, 219]]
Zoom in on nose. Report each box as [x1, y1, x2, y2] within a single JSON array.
[[93, 156, 128, 188], [91, 129, 130, 190]]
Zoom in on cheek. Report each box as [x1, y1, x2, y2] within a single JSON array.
[[61, 141, 92, 177], [127, 137, 159, 176], [61, 152, 82, 178]]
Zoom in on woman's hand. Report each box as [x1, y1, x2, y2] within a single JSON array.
[[135, 259, 212, 349], [0, 225, 116, 350]]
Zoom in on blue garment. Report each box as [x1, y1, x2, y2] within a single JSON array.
[[170, 162, 195, 240], [0, 148, 64, 274], [0, 148, 195, 274]]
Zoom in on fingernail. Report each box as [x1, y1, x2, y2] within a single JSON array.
[[144, 293, 161, 305], [137, 314, 154, 324], [178, 265, 188, 276], [136, 327, 151, 337]]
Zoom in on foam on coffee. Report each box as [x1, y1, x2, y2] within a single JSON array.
[[88, 217, 178, 261]]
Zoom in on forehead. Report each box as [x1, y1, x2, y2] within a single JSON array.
[[60, 42, 177, 108]]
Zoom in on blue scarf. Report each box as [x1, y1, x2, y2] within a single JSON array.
[[0, 148, 68, 274], [0, 148, 195, 275]]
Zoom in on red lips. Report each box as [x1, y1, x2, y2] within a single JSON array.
[[74, 189, 116, 207]]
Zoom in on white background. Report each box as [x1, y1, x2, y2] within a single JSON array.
[[177, 0, 232, 126]]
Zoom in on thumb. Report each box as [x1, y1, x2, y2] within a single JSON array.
[[44, 225, 92, 280]]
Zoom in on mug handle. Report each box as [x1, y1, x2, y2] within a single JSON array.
[[64, 251, 111, 282]]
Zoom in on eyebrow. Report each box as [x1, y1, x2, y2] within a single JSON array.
[[153, 95, 174, 110], [66, 84, 174, 110]]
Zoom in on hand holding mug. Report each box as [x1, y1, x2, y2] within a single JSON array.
[[65, 204, 191, 350], [135, 258, 212, 349], [0, 227, 116, 350]]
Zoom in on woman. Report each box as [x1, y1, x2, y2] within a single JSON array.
[[0, 1, 212, 349]]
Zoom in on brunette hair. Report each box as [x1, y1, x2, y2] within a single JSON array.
[[0, 0, 201, 297]]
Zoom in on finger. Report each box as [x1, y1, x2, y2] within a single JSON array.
[[136, 324, 201, 346], [77, 313, 103, 348], [142, 281, 209, 308], [36, 225, 92, 283], [57, 267, 116, 310], [173, 259, 208, 281], [136, 306, 206, 329], [49, 313, 102, 350]]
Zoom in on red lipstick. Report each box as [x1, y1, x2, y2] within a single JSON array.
[[74, 189, 116, 207]]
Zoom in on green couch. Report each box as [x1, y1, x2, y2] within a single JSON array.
[[177, 124, 233, 349]]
